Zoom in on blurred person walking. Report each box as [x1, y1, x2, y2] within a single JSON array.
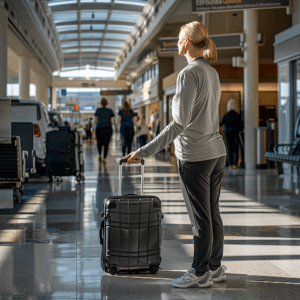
[[94, 98, 116, 163], [219, 99, 243, 170], [85, 118, 93, 142], [136, 115, 150, 148], [117, 101, 137, 156], [124, 21, 227, 289]]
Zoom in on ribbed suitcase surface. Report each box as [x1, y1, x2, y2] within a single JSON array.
[[101, 196, 163, 273], [100, 159, 163, 275], [46, 130, 77, 176], [0, 136, 22, 180]]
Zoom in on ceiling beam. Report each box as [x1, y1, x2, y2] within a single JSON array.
[[64, 53, 117, 59], [60, 38, 124, 44], [62, 46, 123, 50], [55, 20, 136, 26], [51, 3, 144, 13], [58, 30, 131, 36]]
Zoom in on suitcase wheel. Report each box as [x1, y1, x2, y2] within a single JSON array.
[[108, 267, 118, 276], [15, 189, 20, 203], [76, 176, 85, 183], [150, 265, 159, 274]]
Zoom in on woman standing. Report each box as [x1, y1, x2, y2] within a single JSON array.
[[219, 99, 243, 170], [117, 101, 137, 156], [94, 98, 116, 163], [125, 21, 227, 288]]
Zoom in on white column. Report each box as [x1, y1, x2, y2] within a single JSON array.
[[36, 75, 47, 105], [0, 9, 8, 98], [19, 56, 31, 99], [243, 9, 259, 171], [51, 87, 57, 110], [292, 0, 300, 26]]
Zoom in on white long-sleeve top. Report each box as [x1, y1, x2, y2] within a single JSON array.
[[137, 57, 226, 162]]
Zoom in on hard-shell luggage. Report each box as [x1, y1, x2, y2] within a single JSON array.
[[46, 126, 84, 183], [0, 136, 28, 202], [99, 158, 163, 275]]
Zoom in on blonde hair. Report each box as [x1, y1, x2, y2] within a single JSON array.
[[180, 21, 217, 63], [227, 99, 237, 112]]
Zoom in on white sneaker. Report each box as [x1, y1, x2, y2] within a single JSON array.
[[171, 268, 213, 289], [210, 265, 227, 282]]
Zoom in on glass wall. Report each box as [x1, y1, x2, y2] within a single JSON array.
[[295, 59, 300, 124], [133, 63, 158, 90], [278, 63, 292, 145]]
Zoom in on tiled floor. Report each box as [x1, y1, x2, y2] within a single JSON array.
[[1, 138, 300, 299]]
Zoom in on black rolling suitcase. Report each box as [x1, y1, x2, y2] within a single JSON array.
[[99, 158, 163, 275], [46, 126, 84, 183]]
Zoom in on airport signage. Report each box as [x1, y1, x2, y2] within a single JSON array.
[[192, 0, 290, 13], [159, 38, 178, 52], [100, 90, 132, 96], [159, 33, 264, 53]]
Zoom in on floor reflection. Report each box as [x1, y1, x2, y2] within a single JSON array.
[[0, 142, 300, 299]]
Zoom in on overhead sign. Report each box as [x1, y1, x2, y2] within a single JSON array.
[[100, 90, 132, 96], [159, 38, 178, 52], [159, 34, 264, 53], [65, 102, 79, 107], [192, 0, 290, 13]]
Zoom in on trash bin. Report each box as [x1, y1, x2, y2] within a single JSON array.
[[255, 127, 268, 169]]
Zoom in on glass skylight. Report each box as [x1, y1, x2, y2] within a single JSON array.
[[103, 41, 125, 47], [107, 24, 134, 32], [48, 0, 77, 6], [81, 0, 110, 3], [52, 11, 78, 24], [81, 48, 99, 52], [61, 42, 79, 48], [81, 24, 106, 30], [62, 49, 79, 53], [59, 33, 79, 40], [48, 0, 147, 77], [81, 11, 108, 21], [110, 12, 140, 23], [56, 25, 78, 33], [115, 0, 147, 5], [81, 41, 101, 46], [57, 69, 115, 78], [105, 33, 129, 40], [101, 48, 121, 53], [81, 33, 103, 39]]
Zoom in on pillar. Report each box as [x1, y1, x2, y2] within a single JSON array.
[[19, 56, 31, 99], [243, 9, 259, 171], [36, 75, 47, 105], [51, 87, 57, 110], [0, 9, 8, 98], [292, 0, 300, 26]]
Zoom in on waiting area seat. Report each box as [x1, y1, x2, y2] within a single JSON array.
[[265, 113, 300, 175]]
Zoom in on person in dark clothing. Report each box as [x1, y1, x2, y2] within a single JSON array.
[[94, 98, 116, 163], [85, 118, 93, 142], [117, 101, 137, 156], [219, 99, 243, 169]]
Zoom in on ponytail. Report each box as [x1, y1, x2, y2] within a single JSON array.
[[180, 21, 217, 63], [204, 37, 217, 63]]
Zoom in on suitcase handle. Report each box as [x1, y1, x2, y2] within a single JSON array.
[[118, 158, 144, 196], [119, 158, 145, 165], [99, 219, 104, 245]]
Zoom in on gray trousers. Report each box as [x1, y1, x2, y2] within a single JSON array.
[[178, 156, 226, 275]]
